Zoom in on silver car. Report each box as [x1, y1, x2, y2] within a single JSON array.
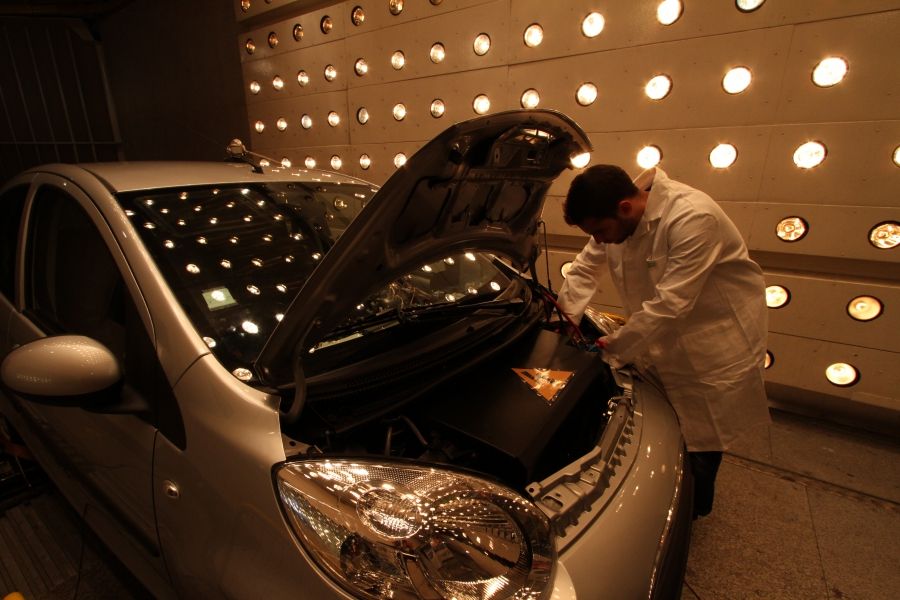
[[0, 110, 691, 599]]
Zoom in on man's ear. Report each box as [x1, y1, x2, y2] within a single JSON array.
[[616, 199, 633, 218]]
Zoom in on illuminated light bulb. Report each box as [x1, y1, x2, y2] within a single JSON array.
[[394, 153, 407, 168], [576, 83, 598, 106], [473, 33, 491, 56], [163, 239, 174, 248], [354, 58, 368, 76], [847, 296, 882, 321], [301, 114, 312, 129], [254, 120, 265, 133], [241, 0, 250, 12], [243, 215, 253, 222], [359, 154, 371, 169], [249, 81, 260, 94], [869, 222, 900, 249], [277, 284, 288, 293], [391, 51, 405, 70], [196, 236, 207, 245], [524, 23, 543, 47], [764, 351, 773, 369], [793, 141, 826, 169], [245, 39, 255, 54], [765, 285, 790, 308], [581, 12, 605, 37], [430, 43, 445, 63], [334, 198, 348, 210], [520, 89, 540, 109], [331, 155, 343, 170], [281, 158, 291, 168], [722, 66, 752, 94], [430, 99, 445, 118], [473, 94, 490, 115], [490, 281, 501, 291], [293, 24, 303, 41], [241, 321, 259, 334], [324, 65, 337, 81], [276, 118, 287, 131], [311, 252, 321, 260], [220, 259, 232, 268], [320, 16, 333, 34], [251, 258, 263, 267], [636, 145, 662, 169], [389, 0, 403, 15], [812, 56, 848, 87], [203, 336, 217, 348], [177, 219, 186, 226], [393, 103, 407, 120], [247, 285, 261, 296], [186, 264, 200, 274], [268, 32, 278, 48], [357, 107, 369, 124], [259, 158, 269, 166], [645, 74, 672, 100], [422, 264, 433, 272], [570, 152, 591, 168], [736, 0, 766, 11], [825, 363, 858, 387], [444, 257, 455, 265], [125, 209, 135, 216], [464, 252, 476, 261], [179, 191, 188, 200], [351, 6, 365, 26], [297, 70, 310, 86], [305, 156, 316, 168], [208, 217, 217, 225], [560, 261, 573, 278], [276, 313, 284, 322], [285, 255, 295, 263], [893, 145, 900, 167], [657, 0, 683, 25], [327, 111, 340, 126], [233, 368, 253, 381], [776, 217, 808, 242], [709, 143, 738, 168]]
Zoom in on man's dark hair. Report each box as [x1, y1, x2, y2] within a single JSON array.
[[563, 164, 639, 225]]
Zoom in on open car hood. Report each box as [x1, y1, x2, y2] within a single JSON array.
[[255, 109, 591, 386]]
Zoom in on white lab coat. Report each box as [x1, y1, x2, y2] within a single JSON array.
[[558, 168, 770, 451]]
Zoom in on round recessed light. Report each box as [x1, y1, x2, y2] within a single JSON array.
[[473, 94, 490, 115], [657, 0, 683, 25], [430, 99, 445, 118], [576, 82, 598, 106], [561, 261, 573, 278], [765, 285, 790, 308], [357, 107, 369, 124], [520, 89, 540, 109], [301, 114, 312, 129], [304, 156, 316, 168], [812, 56, 848, 87], [775, 217, 808, 242], [320, 16, 333, 34], [524, 23, 543, 47], [868, 222, 899, 249], [390, 0, 403, 16], [272, 76, 284, 90], [330, 155, 342, 170], [394, 153, 407, 168], [735, 0, 766, 12], [297, 70, 310, 86], [645, 74, 672, 100], [847, 296, 882, 321], [267, 32, 278, 48], [473, 33, 491, 56], [637, 145, 662, 169], [324, 65, 337, 81], [570, 152, 591, 169], [764, 350, 774, 369], [722, 66, 752, 94], [249, 81, 260, 94], [293, 24, 303, 41], [825, 362, 859, 387], [351, 6, 365, 26], [430, 43, 445, 63], [276, 118, 288, 131], [327, 111, 340, 127], [793, 141, 826, 169], [359, 154, 371, 169], [393, 103, 407, 120], [391, 50, 405, 70], [245, 39, 255, 54], [582, 12, 605, 37], [709, 143, 738, 168], [254, 120, 264, 133], [354, 58, 368, 76]]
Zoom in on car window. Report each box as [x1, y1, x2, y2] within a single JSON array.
[[117, 182, 510, 377], [0, 185, 28, 301], [23, 184, 185, 445]]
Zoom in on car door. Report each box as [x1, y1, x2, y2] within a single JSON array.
[[2, 174, 172, 587]]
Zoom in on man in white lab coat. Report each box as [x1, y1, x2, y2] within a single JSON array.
[[557, 164, 770, 517]]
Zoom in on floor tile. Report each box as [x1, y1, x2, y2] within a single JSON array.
[[807, 488, 900, 600], [767, 411, 900, 502], [685, 461, 828, 600]]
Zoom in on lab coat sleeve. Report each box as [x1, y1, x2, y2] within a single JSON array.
[[604, 211, 722, 367], [556, 238, 607, 323]]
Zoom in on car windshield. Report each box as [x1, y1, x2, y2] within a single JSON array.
[[118, 181, 511, 376]]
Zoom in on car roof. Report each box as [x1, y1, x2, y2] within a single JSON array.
[[55, 161, 373, 194]]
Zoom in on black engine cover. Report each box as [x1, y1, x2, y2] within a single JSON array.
[[419, 327, 613, 487]]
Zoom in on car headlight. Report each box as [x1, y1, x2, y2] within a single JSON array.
[[276, 459, 555, 599]]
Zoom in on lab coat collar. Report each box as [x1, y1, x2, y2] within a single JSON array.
[[632, 167, 667, 237]]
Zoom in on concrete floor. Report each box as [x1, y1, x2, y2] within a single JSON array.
[[1, 409, 898, 599]]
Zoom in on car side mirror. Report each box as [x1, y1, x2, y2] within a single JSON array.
[[1, 335, 122, 402]]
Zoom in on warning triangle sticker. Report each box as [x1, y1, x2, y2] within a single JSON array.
[[512, 368, 574, 405]]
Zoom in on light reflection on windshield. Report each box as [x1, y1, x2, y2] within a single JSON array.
[[119, 182, 510, 377]]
